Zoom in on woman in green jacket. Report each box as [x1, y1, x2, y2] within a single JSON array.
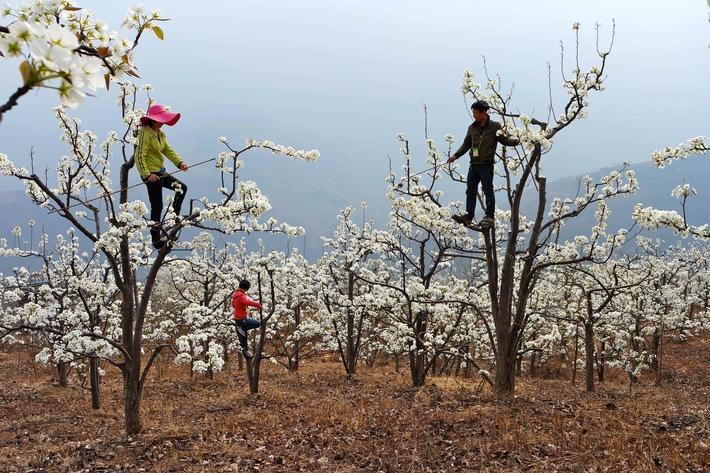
[[135, 103, 189, 249]]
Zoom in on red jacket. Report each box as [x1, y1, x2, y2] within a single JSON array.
[[232, 289, 261, 320]]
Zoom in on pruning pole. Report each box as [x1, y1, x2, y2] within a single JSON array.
[[47, 157, 216, 214]]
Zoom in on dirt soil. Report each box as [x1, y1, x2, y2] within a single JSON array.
[[0, 336, 708, 472]]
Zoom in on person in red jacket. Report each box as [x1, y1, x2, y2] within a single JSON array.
[[232, 279, 262, 359]]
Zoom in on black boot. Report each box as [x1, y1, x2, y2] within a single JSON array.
[[151, 227, 166, 249]]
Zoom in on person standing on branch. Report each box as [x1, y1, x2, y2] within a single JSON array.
[[232, 280, 262, 359], [447, 100, 518, 227], [135, 103, 190, 249]]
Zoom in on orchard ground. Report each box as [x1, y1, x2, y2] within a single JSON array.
[[0, 336, 707, 472]]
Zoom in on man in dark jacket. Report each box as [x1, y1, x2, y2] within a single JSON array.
[[447, 100, 518, 227]]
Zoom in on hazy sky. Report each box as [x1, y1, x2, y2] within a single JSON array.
[[0, 0, 708, 244]]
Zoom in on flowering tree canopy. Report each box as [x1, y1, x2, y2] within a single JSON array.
[[0, 80, 319, 434]]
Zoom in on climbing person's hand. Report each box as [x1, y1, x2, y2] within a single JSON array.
[[446, 155, 458, 164], [147, 173, 159, 182], [179, 162, 189, 171]]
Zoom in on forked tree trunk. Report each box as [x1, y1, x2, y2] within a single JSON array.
[[245, 271, 274, 395]]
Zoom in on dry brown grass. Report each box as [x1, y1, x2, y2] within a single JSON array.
[[0, 336, 708, 472]]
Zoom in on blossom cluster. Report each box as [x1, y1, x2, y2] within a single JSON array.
[[650, 136, 708, 168], [1, 1, 164, 108], [245, 139, 320, 162]]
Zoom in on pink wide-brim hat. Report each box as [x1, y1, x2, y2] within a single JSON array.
[[140, 103, 181, 126]]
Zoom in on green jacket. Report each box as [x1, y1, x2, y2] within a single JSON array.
[[134, 126, 183, 178], [453, 118, 519, 164]]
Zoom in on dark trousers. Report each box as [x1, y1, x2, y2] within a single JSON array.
[[143, 173, 187, 241], [466, 162, 495, 218], [234, 317, 261, 350]]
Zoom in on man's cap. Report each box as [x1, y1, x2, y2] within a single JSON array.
[[471, 100, 491, 112]]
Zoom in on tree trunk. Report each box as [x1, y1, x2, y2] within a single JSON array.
[[492, 308, 518, 397], [572, 321, 579, 386], [394, 353, 400, 373], [409, 347, 427, 387], [464, 345, 474, 378], [343, 273, 358, 377], [290, 306, 301, 373], [494, 348, 516, 397], [596, 340, 605, 383], [57, 362, 69, 387], [222, 341, 229, 364], [409, 314, 427, 387], [287, 355, 298, 373], [515, 356, 522, 376], [246, 358, 260, 394], [345, 311, 357, 376], [252, 362, 260, 394], [243, 328, 262, 393], [366, 351, 377, 368], [246, 274, 269, 395], [650, 328, 660, 373], [346, 349, 357, 375], [123, 362, 142, 435], [529, 351, 537, 378], [654, 324, 664, 386], [89, 356, 101, 409], [629, 319, 641, 387], [584, 322, 595, 393], [411, 352, 426, 387]]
